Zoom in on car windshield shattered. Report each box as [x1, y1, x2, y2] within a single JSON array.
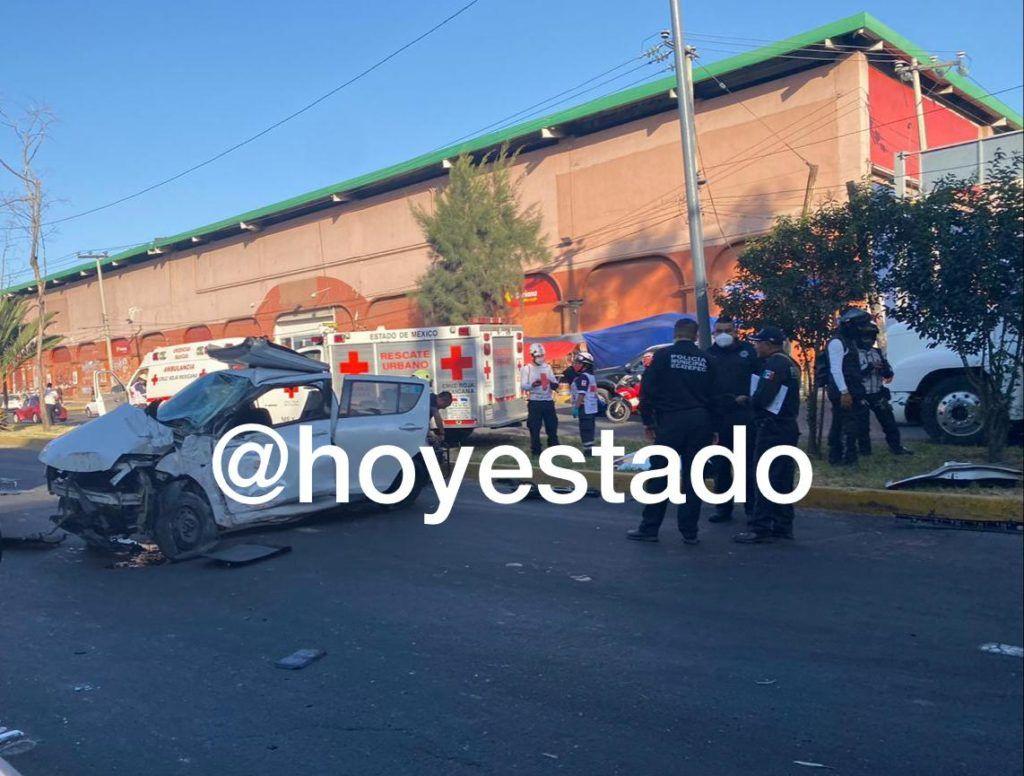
[[156, 371, 252, 431]]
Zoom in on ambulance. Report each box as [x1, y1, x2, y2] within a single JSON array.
[[86, 338, 241, 417], [322, 324, 528, 441]]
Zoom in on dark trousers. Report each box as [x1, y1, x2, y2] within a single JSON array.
[[711, 412, 755, 519], [527, 400, 559, 454], [46, 404, 57, 424], [577, 411, 597, 448], [637, 408, 713, 539], [859, 390, 902, 454], [827, 388, 867, 465], [749, 418, 800, 536]]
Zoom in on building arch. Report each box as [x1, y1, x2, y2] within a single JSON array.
[[184, 325, 213, 343], [579, 255, 684, 331], [139, 332, 167, 355], [365, 295, 422, 330], [224, 317, 264, 338]]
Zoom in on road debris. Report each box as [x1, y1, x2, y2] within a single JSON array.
[[979, 642, 1024, 658], [793, 761, 832, 769], [755, 679, 777, 685], [275, 648, 326, 670], [0, 478, 19, 494], [203, 543, 292, 567], [505, 562, 523, 568], [569, 574, 592, 582]]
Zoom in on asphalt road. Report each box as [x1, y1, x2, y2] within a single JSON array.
[[0, 453, 1021, 775]]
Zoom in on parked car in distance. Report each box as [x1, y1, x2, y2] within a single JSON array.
[[13, 395, 68, 424]]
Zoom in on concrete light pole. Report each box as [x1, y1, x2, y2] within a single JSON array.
[[667, 0, 711, 348], [77, 252, 115, 371]]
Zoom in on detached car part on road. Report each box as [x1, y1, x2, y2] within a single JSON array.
[[39, 339, 431, 560]]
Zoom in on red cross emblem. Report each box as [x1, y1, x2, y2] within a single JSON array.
[[440, 345, 473, 381], [339, 351, 370, 375], [282, 386, 300, 398], [199, 369, 207, 377], [151, 375, 159, 385], [483, 364, 492, 379]]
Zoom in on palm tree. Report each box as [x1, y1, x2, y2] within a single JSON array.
[[0, 294, 61, 418]]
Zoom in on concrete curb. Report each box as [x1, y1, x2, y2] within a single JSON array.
[[465, 463, 1022, 524]]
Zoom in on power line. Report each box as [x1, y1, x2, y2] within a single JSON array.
[[42, 0, 483, 228]]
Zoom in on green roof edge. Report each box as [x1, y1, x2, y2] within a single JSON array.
[[6, 11, 1020, 295]]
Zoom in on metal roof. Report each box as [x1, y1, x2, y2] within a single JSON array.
[[6, 11, 1021, 296]]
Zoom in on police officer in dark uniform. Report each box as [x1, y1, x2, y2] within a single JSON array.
[[823, 308, 872, 466], [627, 318, 718, 545], [705, 315, 759, 523], [856, 322, 912, 456], [734, 326, 802, 543]]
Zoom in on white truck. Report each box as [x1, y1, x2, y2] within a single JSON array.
[[321, 324, 528, 441], [885, 322, 1023, 445]]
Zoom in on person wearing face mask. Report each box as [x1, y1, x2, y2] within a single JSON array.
[[521, 343, 559, 455], [856, 322, 912, 456], [705, 315, 759, 523]]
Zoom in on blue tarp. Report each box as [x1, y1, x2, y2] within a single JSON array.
[[582, 313, 693, 369]]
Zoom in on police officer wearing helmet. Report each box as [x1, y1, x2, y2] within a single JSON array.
[[628, 317, 718, 545], [705, 315, 759, 523], [521, 343, 559, 455], [822, 308, 873, 466], [734, 326, 802, 544], [857, 322, 912, 456]]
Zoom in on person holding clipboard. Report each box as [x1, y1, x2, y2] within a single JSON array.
[[733, 326, 801, 544]]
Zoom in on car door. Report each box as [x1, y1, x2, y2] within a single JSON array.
[[215, 380, 339, 523], [334, 376, 429, 495]]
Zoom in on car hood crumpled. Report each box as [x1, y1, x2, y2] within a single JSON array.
[[38, 404, 175, 472]]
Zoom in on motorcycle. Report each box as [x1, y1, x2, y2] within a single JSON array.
[[605, 374, 641, 424]]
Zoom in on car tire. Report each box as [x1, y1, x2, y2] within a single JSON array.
[[921, 375, 986, 445], [381, 455, 428, 512], [605, 397, 631, 423], [153, 487, 218, 561], [443, 428, 474, 445]]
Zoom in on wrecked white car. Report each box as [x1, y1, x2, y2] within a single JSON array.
[[39, 339, 431, 559]]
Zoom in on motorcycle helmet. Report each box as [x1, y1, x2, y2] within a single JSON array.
[[528, 343, 546, 360]]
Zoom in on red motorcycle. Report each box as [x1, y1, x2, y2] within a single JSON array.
[[605, 350, 652, 424], [605, 374, 641, 423]]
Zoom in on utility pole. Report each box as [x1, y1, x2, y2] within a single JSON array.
[[666, 0, 711, 349], [78, 252, 115, 371], [895, 52, 969, 154]]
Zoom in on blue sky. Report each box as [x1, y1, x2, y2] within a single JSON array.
[[2, 0, 1021, 286]]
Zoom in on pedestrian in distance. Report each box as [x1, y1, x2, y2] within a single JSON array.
[[627, 317, 718, 545], [521, 343, 559, 456], [43, 382, 60, 424], [705, 315, 760, 523], [856, 322, 912, 456], [820, 308, 873, 466], [734, 326, 802, 544], [429, 390, 454, 445], [568, 351, 600, 449]]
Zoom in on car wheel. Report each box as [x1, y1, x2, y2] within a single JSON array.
[[921, 375, 986, 445], [153, 487, 218, 561], [605, 397, 631, 423], [443, 428, 474, 445], [382, 456, 427, 511]]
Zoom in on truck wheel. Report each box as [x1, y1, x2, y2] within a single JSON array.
[[153, 488, 218, 561], [921, 375, 985, 445], [605, 397, 631, 423]]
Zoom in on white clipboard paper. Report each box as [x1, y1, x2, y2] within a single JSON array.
[[749, 374, 787, 415]]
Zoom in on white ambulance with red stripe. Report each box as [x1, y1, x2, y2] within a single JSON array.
[[324, 324, 528, 440]]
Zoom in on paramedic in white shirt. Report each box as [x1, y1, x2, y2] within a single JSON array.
[[569, 350, 599, 449], [521, 343, 559, 455]]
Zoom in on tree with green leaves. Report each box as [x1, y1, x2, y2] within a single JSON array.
[[412, 147, 550, 324], [0, 293, 61, 425], [875, 152, 1023, 462], [715, 196, 878, 454]]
